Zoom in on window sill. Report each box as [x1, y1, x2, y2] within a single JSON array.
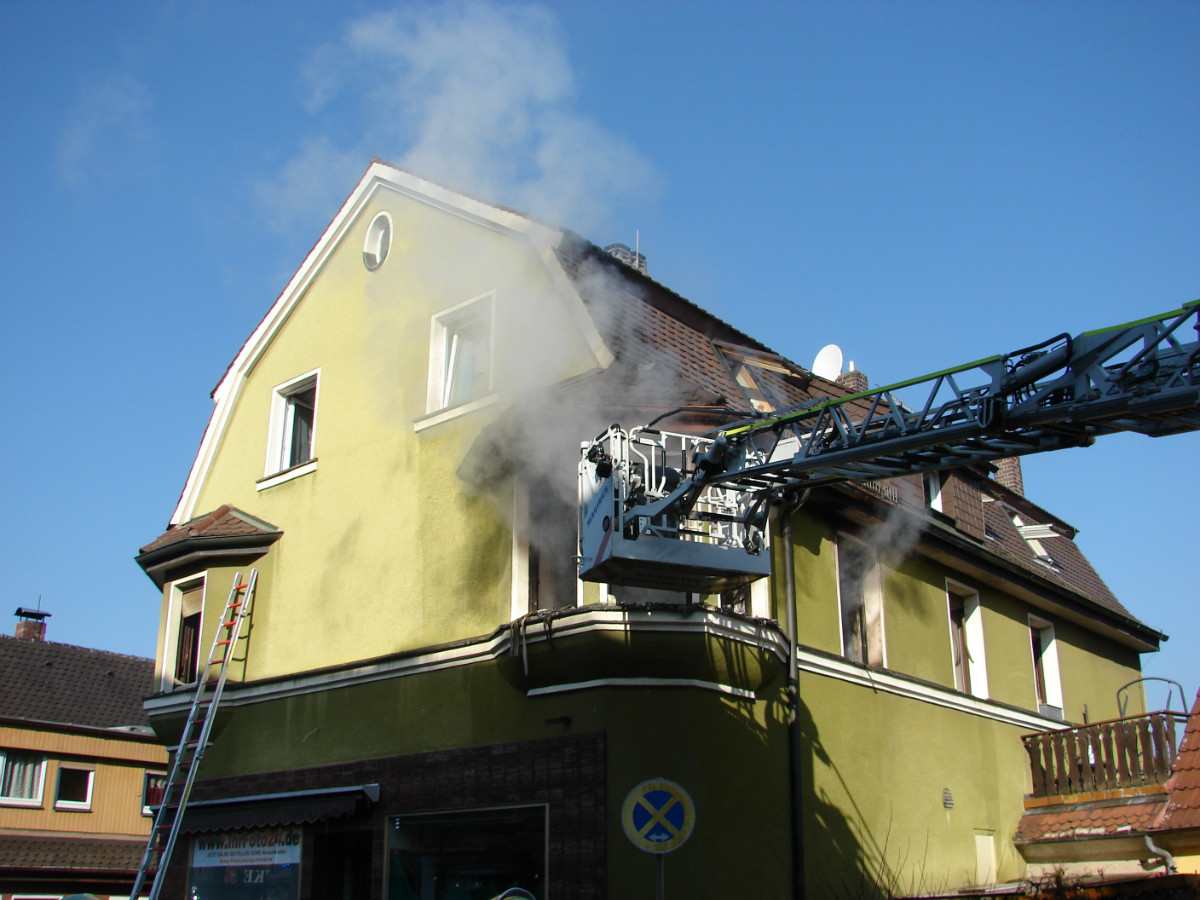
[[54, 801, 92, 812], [0, 797, 43, 808], [257, 458, 318, 492], [414, 393, 499, 432]]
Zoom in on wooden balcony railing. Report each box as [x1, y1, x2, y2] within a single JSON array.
[[1023, 710, 1189, 800]]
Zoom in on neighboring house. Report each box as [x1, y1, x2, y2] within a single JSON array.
[[0, 609, 167, 898], [1014, 685, 1200, 884], [135, 161, 1173, 899]]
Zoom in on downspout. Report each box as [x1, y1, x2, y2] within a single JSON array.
[[1144, 834, 1177, 875], [781, 488, 810, 900]]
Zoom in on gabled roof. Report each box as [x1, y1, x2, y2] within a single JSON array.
[[0, 634, 155, 731]]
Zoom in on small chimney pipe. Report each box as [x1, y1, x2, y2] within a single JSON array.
[[14, 607, 50, 642]]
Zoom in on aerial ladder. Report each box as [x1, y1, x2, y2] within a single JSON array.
[[578, 301, 1200, 593]]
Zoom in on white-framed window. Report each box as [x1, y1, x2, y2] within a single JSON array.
[[427, 293, 494, 415], [54, 764, 94, 811], [835, 534, 885, 668], [924, 471, 944, 513], [363, 211, 392, 271], [162, 575, 205, 691], [261, 370, 320, 487], [1029, 614, 1064, 718], [142, 770, 167, 815], [0, 749, 45, 806], [946, 581, 989, 698]]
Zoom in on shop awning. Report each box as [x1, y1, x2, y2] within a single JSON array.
[[178, 783, 380, 833]]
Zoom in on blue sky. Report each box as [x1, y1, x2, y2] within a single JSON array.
[[2, 1, 1197, 708]]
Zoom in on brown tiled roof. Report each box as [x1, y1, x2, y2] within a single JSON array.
[[1014, 794, 1167, 844], [981, 495, 1136, 623], [0, 634, 155, 730], [0, 833, 144, 872], [139, 503, 280, 555], [1159, 689, 1200, 832]]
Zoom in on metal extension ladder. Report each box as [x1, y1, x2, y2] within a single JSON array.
[[131, 569, 258, 899]]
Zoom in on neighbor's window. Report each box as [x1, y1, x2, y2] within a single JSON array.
[[388, 805, 546, 900], [54, 765, 94, 811], [428, 293, 493, 413], [142, 771, 167, 815], [264, 370, 319, 479], [836, 534, 885, 668], [0, 749, 45, 806]]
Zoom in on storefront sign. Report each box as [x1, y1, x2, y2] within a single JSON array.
[[191, 827, 303, 867]]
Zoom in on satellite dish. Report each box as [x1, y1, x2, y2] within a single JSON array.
[[812, 344, 843, 381]]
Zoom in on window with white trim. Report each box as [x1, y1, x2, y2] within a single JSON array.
[[428, 293, 493, 413], [54, 764, 94, 811], [163, 575, 205, 691], [363, 211, 392, 270], [0, 749, 45, 806], [947, 582, 989, 698], [265, 370, 319, 479], [836, 534, 885, 668], [1029, 615, 1063, 718], [142, 770, 166, 815]]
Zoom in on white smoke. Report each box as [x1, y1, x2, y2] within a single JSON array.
[[258, 2, 656, 238]]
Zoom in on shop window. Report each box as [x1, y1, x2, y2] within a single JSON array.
[[836, 534, 885, 668], [189, 827, 303, 898], [388, 805, 546, 899], [0, 749, 44, 806], [54, 765, 94, 811], [428, 293, 493, 413]]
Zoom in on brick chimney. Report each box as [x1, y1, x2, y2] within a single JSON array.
[[995, 457, 1025, 496], [14, 607, 50, 641], [836, 363, 868, 394]]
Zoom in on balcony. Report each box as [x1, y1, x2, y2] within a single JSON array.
[[1022, 710, 1189, 801]]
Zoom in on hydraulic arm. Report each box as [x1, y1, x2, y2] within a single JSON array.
[[578, 301, 1200, 592]]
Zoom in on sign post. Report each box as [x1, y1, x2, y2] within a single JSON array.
[[622, 779, 695, 900]]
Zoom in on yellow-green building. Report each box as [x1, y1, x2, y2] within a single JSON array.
[[135, 162, 1167, 899]]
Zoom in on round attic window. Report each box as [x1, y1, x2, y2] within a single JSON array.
[[363, 212, 392, 271]]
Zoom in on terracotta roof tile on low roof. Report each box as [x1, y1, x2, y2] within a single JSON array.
[[0, 634, 155, 729], [139, 503, 281, 555], [1159, 689, 1200, 832], [0, 833, 144, 871], [1014, 794, 1168, 843]]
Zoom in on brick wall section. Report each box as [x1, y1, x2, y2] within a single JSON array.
[[161, 731, 606, 899]]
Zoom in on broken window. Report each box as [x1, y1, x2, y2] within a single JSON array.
[[836, 534, 885, 668], [166, 576, 205, 689]]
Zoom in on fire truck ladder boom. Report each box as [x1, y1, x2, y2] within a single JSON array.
[[577, 302, 1198, 591], [661, 300, 1199, 512]]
